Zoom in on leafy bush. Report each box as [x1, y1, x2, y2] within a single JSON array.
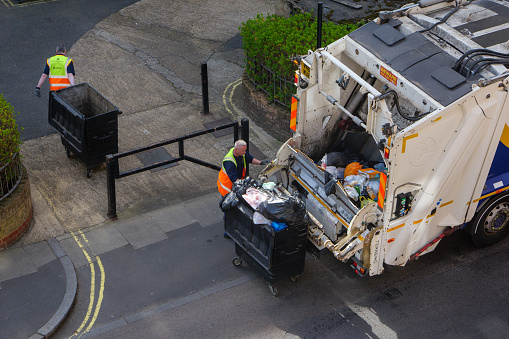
[[0, 94, 22, 168], [0, 95, 23, 199], [240, 12, 362, 106]]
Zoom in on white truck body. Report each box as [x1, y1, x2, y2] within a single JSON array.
[[261, 0, 509, 276]]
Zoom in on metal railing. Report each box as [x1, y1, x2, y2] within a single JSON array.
[[0, 153, 23, 201], [245, 57, 296, 108], [106, 118, 251, 219]]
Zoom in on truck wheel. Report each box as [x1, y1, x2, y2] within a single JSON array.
[[232, 257, 242, 266], [470, 194, 509, 247], [269, 284, 278, 297]]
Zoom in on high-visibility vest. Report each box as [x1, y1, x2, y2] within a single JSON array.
[[48, 55, 72, 91], [217, 147, 246, 196]]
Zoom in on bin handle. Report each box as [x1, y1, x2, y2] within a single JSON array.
[[95, 131, 113, 140]]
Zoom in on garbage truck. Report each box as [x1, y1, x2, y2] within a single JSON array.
[[258, 0, 509, 277]]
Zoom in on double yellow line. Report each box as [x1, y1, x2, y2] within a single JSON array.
[[69, 231, 105, 339], [2, 0, 60, 8], [222, 78, 242, 119], [35, 184, 105, 338]]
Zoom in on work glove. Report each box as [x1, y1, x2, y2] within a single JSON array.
[[35, 87, 41, 98], [261, 160, 270, 166]]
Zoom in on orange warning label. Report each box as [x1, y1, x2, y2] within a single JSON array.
[[380, 66, 398, 86]]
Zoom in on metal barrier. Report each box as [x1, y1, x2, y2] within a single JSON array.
[[106, 118, 250, 219], [0, 153, 23, 202]]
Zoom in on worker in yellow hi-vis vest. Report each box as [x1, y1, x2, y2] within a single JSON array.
[[217, 139, 269, 197], [35, 44, 75, 97]]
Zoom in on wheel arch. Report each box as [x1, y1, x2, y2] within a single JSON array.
[[464, 191, 509, 235]]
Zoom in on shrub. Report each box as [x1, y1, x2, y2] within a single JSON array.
[[240, 12, 362, 106], [0, 94, 22, 167], [0, 94, 23, 198]]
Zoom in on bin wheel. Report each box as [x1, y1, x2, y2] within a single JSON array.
[[65, 147, 71, 158], [87, 168, 92, 178], [269, 284, 279, 297], [232, 257, 242, 266]]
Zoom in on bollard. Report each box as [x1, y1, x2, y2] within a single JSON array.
[[106, 155, 118, 220], [240, 118, 250, 177], [317, 2, 323, 49], [201, 62, 209, 115]]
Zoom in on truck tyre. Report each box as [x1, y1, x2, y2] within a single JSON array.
[[469, 193, 509, 247]]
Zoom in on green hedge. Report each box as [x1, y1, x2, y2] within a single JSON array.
[[0, 94, 22, 168], [240, 12, 362, 105]]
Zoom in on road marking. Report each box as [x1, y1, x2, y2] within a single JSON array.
[[80, 233, 105, 337], [68, 231, 106, 339], [70, 234, 96, 338], [2, 0, 61, 8], [222, 78, 242, 119], [33, 179, 106, 338]]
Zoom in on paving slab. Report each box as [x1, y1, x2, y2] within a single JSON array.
[[82, 226, 130, 256], [183, 192, 224, 227], [149, 204, 196, 233], [24, 241, 56, 269], [0, 247, 37, 282], [116, 216, 168, 249]]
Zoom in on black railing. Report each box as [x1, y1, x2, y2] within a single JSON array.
[[0, 153, 23, 201], [245, 57, 296, 108], [106, 118, 250, 219]]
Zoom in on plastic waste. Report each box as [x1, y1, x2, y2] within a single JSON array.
[[344, 173, 369, 188], [262, 182, 276, 190], [374, 163, 386, 172], [220, 191, 240, 211], [345, 162, 363, 177], [344, 186, 359, 201], [360, 196, 375, 208], [271, 221, 288, 231], [367, 179, 380, 195], [258, 192, 306, 224], [367, 186, 376, 200], [242, 187, 270, 209], [336, 167, 345, 179], [324, 152, 350, 168], [253, 211, 271, 225]]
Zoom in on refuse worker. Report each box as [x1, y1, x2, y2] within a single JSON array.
[[35, 44, 75, 97], [217, 139, 269, 197]]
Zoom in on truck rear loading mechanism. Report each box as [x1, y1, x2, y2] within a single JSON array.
[[260, 0, 509, 276]]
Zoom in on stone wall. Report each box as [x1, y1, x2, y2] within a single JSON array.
[[242, 72, 292, 142], [0, 171, 33, 249]]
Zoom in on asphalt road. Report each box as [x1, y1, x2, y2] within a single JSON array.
[[53, 218, 509, 339], [0, 0, 140, 140]]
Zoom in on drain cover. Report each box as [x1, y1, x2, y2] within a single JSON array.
[[136, 147, 179, 173], [203, 118, 235, 138], [384, 288, 403, 300], [248, 142, 266, 160]]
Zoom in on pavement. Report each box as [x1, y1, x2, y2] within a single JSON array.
[[0, 0, 283, 337]]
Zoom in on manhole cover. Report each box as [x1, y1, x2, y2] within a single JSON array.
[[248, 142, 266, 160], [384, 288, 403, 300], [203, 118, 235, 138], [136, 147, 179, 173]]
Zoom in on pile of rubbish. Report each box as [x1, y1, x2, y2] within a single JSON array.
[[318, 152, 386, 208], [220, 177, 306, 231]]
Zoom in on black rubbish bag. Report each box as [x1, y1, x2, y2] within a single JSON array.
[[221, 191, 240, 211], [220, 177, 258, 211], [258, 192, 306, 224]]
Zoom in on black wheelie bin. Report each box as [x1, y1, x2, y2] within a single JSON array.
[[49, 83, 121, 177], [224, 191, 308, 296]]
